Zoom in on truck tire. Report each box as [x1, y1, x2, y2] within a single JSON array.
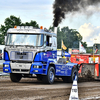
[[43, 66, 55, 84], [10, 73, 22, 82], [69, 67, 78, 83], [62, 67, 78, 83]]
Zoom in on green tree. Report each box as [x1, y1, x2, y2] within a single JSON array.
[[21, 20, 39, 28], [0, 15, 39, 45], [49, 26, 86, 50], [58, 27, 83, 50], [0, 15, 22, 44]]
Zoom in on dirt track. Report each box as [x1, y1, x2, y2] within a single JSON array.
[[0, 76, 100, 100], [1, 64, 100, 100], [0, 65, 3, 71]]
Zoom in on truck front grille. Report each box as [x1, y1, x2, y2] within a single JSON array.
[[10, 51, 33, 61]]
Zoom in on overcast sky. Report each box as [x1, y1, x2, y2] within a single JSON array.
[[1, 0, 100, 47]]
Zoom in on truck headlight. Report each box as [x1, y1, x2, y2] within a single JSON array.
[[33, 65, 42, 68], [34, 66, 37, 68], [4, 64, 9, 67]]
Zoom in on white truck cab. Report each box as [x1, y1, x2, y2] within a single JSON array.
[[3, 26, 78, 84]]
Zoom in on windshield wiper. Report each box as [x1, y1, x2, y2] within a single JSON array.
[[25, 45, 34, 48], [8, 45, 34, 48]]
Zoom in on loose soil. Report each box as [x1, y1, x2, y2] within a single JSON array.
[[0, 76, 100, 100]]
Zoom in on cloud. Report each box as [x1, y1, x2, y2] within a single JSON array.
[[79, 23, 100, 46]]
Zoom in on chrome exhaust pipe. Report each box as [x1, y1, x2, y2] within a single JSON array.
[[54, 27, 57, 34]]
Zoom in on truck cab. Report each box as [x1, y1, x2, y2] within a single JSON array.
[[3, 26, 79, 84]]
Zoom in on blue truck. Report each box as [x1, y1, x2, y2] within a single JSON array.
[[3, 26, 79, 84]]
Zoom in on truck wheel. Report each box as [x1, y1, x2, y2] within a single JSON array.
[[62, 68, 78, 83], [43, 66, 55, 84], [10, 73, 22, 82], [69, 67, 78, 83]]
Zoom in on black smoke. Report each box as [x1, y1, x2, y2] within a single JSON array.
[[53, 0, 100, 27]]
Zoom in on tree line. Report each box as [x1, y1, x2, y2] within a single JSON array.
[[0, 15, 87, 51], [49, 27, 87, 51]]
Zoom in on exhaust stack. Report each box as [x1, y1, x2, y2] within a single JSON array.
[[54, 27, 57, 34]]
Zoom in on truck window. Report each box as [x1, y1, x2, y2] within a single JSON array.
[[6, 33, 44, 47], [46, 36, 49, 46], [44, 35, 51, 47]]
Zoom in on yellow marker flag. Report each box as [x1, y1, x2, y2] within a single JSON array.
[[62, 40, 67, 50]]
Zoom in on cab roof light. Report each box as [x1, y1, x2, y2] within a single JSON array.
[[14, 26, 17, 28], [29, 26, 33, 29], [17, 26, 20, 29], [40, 26, 43, 29], [25, 26, 28, 29], [21, 26, 24, 29]]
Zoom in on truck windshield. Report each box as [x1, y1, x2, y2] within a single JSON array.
[[6, 33, 44, 46]]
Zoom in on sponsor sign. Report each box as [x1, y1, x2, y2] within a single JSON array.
[[69, 48, 79, 54]]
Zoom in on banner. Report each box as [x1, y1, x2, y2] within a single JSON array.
[[62, 40, 67, 50], [79, 42, 86, 53], [95, 44, 98, 54], [68, 48, 79, 54]]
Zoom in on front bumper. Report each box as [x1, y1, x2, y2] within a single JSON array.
[[3, 61, 46, 75]]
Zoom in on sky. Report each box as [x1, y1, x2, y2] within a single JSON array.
[[1, 0, 100, 47]]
